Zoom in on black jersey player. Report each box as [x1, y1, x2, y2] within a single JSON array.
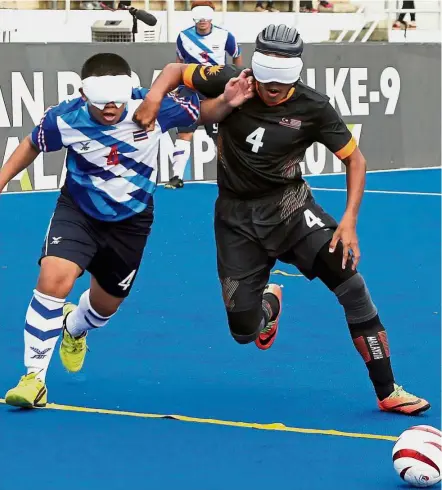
[[134, 24, 430, 415]]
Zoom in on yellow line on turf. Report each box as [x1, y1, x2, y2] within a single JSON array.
[[271, 270, 303, 277], [0, 398, 398, 442]]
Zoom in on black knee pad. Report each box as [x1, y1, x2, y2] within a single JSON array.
[[227, 307, 264, 344], [333, 273, 378, 324], [313, 239, 357, 290]]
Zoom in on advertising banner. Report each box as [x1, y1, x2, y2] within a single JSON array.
[[0, 43, 439, 193]]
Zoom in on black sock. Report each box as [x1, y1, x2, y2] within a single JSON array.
[[348, 315, 395, 400], [262, 292, 280, 323]]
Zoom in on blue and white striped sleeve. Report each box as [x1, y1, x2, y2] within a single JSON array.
[[132, 87, 149, 99], [157, 91, 201, 133], [225, 31, 241, 58], [30, 105, 64, 153], [176, 34, 185, 61]]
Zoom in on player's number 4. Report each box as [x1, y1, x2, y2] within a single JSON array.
[[304, 209, 325, 228], [118, 269, 137, 291], [246, 127, 265, 153], [246, 127, 325, 230]]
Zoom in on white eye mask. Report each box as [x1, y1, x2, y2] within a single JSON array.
[[251, 51, 304, 84], [82, 75, 133, 110], [131, 70, 141, 89], [192, 5, 214, 21]]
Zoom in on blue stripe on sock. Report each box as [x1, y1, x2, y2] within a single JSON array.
[[31, 297, 63, 320], [85, 315, 100, 329], [87, 308, 109, 323], [25, 322, 62, 341]]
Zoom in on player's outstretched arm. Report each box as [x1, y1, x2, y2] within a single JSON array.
[[315, 101, 367, 270], [199, 70, 254, 124], [340, 147, 367, 222], [133, 63, 188, 131], [151, 63, 187, 100], [329, 146, 367, 270], [0, 136, 39, 193], [133, 63, 243, 131], [198, 95, 235, 125]]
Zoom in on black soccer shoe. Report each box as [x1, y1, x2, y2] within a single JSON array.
[[165, 176, 184, 189]]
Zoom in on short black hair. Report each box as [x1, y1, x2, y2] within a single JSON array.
[[81, 53, 131, 80]]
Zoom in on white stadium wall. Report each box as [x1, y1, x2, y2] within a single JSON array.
[[1, 8, 440, 44]]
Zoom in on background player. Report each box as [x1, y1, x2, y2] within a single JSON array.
[[0, 52, 252, 409], [134, 24, 430, 416], [166, 0, 243, 190]]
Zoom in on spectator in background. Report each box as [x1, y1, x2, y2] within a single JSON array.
[[254, 1, 333, 12], [80, 1, 131, 9], [299, 1, 333, 11], [80, 1, 101, 8], [166, 0, 242, 189], [300, 0, 315, 11], [393, 0, 416, 29], [255, 1, 279, 12]]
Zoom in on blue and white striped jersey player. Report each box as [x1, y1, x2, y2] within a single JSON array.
[[166, 0, 243, 190], [0, 52, 253, 408]]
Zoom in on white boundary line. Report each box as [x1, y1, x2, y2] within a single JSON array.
[[302, 166, 441, 178], [0, 167, 440, 197], [172, 166, 441, 181], [190, 181, 441, 196], [194, 181, 441, 196], [309, 187, 442, 197]]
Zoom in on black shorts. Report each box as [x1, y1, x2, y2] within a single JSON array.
[[175, 86, 218, 138], [215, 189, 338, 312], [40, 188, 154, 298]]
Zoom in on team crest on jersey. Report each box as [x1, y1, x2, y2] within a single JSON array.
[[279, 118, 302, 130], [200, 51, 210, 64], [133, 129, 149, 142]]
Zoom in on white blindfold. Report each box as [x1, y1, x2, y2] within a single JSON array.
[[82, 74, 133, 110], [251, 51, 304, 84], [192, 5, 214, 21], [131, 70, 141, 89]]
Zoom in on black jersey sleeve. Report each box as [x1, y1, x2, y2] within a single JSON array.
[[183, 64, 243, 98], [315, 102, 357, 160]]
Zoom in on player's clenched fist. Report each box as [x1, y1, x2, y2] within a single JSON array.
[[133, 92, 162, 131]]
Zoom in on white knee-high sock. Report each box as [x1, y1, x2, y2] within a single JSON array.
[[24, 289, 65, 383], [172, 139, 191, 180], [66, 289, 114, 338]]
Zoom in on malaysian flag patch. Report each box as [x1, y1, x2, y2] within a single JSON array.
[[133, 129, 149, 142], [279, 118, 302, 130]]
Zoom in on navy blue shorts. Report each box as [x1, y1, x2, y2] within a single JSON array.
[[40, 187, 154, 298]]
